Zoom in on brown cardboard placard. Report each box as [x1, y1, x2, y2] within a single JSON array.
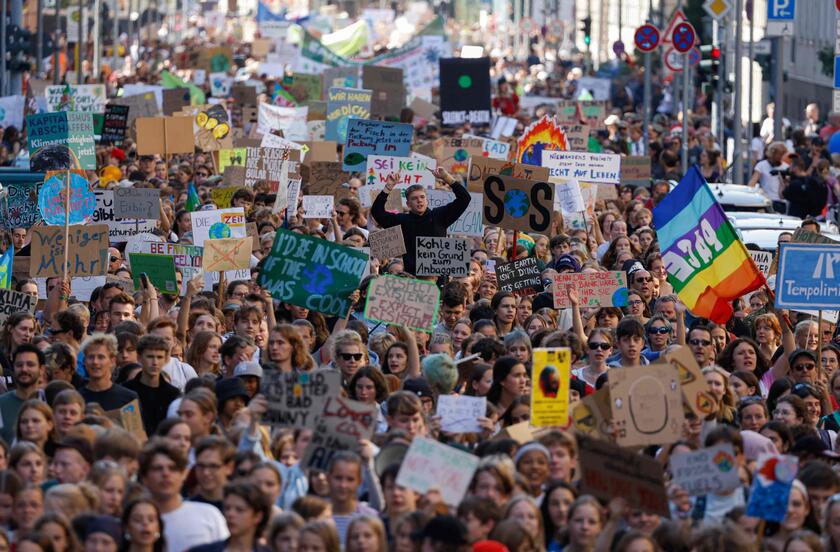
[[493, 421, 533, 444], [482, 174, 554, 233], [224, 166, 247, 186], [301, 141, 338, 164], [368, 225, 407, 259], [409, 97, 438, 122], [104, 399, 148, 442], [0, 289, 37, 326], [467, 157, 549, 193], [621, 156, 652, 186], [660, 346, 717, 419], [302, 161, 351, 196], [202, 237, 253, 271], [246, 222, 260, 252], [301, 396, 377, 470], [608, 362, 684, 448], [251, 38, 273, 59], [162, 88, 190, 116], [578, 435, 670, 517], [571, 386, 612, 441], [135, 116, 195, 155], [560, 124, 590, 152], [231, 85, 258, 106], [435, 137, 484, 178], [30, 224, 110, 279], [595, 182, 619, 201]]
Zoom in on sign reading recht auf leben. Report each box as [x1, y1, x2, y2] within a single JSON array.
[[776, 243, 840, 310]]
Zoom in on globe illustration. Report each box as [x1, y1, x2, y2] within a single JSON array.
[[209, 222, 231, 239], [504, 190, 530, 218]]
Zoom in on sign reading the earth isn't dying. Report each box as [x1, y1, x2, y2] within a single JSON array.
[[482, 174, 554, 232]]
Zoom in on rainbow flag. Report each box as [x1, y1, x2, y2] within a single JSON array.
[[653, 166, 764, 323], [0, 248, 12, 289]]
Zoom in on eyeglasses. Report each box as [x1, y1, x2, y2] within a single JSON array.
[[110, 256, 120, 263], [588, 342, 611, 351], [689, 339, 712, 347], [793, 363, 817, 372], [339, 353, 364, 361], [336, 210, 350, 216], [647, 327, 672, 335], [635, 276, 653, 283], [196, 172, 209, 177], [627, 300, 644, 307]]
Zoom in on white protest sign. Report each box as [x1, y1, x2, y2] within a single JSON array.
[[436, 395, 486, 433], [426, 190, 484, 237], [554, 180, 585, 213], [302, 195, 334, 218], [45, 84, 106, 112], [366, 155, 435, 188], [258, 104, 309, 141], [113, 188, 161, 220], [396, 437, 480, 506], [749, 250, 772, 277], [415, 236, 470, 276], [209, 72, 233, 97], [542, 151, 621, 184], [0, 95, 25, 129], [363, 275, 439, 332], [669, 443, 741, 496]]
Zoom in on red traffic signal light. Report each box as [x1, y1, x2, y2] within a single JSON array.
[[711, 47, 721, 59]]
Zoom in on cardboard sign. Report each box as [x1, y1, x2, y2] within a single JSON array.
[[425, 190, 484, 237], [27, 112, 96, 170], [302, 195, 334, 218], [30, 224, 109, 278], [596, 182, 619, 201], [466, 157, 550, 193], [202, 237, 252, 271], [746, 454, 799, 522], [195, 46, 234, 73], [531, 348, 571, 427], [303, 162, 352, 196], [342, 119, 413, 172], [290, 73, 323, 102], [245, 146, 290, 187], [0, 289, 37, 325], [436, 395, 486, 434], [128, 253, 179, 295], [260, 369, 342, 428], [396, 437, 480, 506], [135, 116, 195, 155], [363, 65, 405, 118], [368, 226, 407, 259], [104, 399, 148, 442], [791, 228, 840, 245], [3, 181, 41, 229], [776, 243, 840, 310], [45, 84, 106, 113], [415, 236, 469, 277], [561, 124, 590, 151], [660, 346, 717, 419], [434, 137, 484, 177], [325, 87, 372, 143], [113, 188, 160, 220], [190, 207, 246, 247], [101, 105, 129, 145], [439, 57, 491, 126], [669, 443, 741, 496], [608, 362, 684, 447], [496, 257, 545, 297], [259, 228, 369, 317], [553, 271, 629, 309], [571, 387, 612, 440], [482, 175, 554, 233], [748, 250, 773, 278], [301, 396, 378, 470], [209, 73, 233, 98], [322, 67, 360, 98], [366, 155, 435, 188], [543, 151, 622, 184], [111, 93, 159, 129], [621, 156, 652, 186], [363, 275, 440, 332], [578, 436, 670, 516], [162, 88, 190, 116], [210, 187, 240, 209]]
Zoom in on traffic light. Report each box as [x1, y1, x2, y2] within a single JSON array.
[[580, 16, 592, 46], [698, 44, 721, 85], [5, 25, 32, 72]]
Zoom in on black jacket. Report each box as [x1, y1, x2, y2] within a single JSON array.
[[783, 174, 826, 219], [370, 181, 471, 275]]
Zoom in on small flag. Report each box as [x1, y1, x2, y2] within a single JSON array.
[[0, 248, 13, 289], [185, 183, 200, 213]]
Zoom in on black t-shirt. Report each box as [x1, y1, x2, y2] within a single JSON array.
[[80, 384, 139, 412], [123, 373, 181, 435]]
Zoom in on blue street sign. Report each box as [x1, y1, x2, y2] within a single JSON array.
[[634, 24, 660, 53], [776, 243, 840, 310], [767, 0, 795, 20], [672, 22, 696, 53], [835, 56, 840, 88]]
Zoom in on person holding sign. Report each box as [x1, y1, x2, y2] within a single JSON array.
[[371, 168, 471, 276]]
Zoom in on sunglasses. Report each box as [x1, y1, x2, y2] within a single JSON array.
[[793, 363, 816, 372], [647, 327, 671, 335], [336, 210, 350, 216], [739, 395, 764, 406], [635, 276, 653, 283], [339, 353, 364, 361], [689, 338, 712, 347], [588, 342, 611, 351], [110, 256, 120, 263]]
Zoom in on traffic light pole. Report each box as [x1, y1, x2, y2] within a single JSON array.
[[733, 0, 744, 184], [36, 0, 42, 74], [773, 37, 784, 144], [1, 0, 7, 97], [682, 51, 690, 174], [643, 50, 651, 153], [746, 4, 754, 165]]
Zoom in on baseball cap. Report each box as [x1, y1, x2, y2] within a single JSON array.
[[402, 377, 434, 398], [234, 361, 263, 379]]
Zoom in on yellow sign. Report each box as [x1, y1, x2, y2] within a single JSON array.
[[202, 237, 252, 272], [530, 348, 571, 427]]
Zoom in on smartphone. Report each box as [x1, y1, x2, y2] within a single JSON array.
[[140, 273, 151, 288]]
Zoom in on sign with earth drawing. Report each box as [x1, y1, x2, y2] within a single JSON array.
[[482, 174, 554, 232]]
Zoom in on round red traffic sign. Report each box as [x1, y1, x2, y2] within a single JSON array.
[[672, 21, 696, 53], [634, 24, 661, 53]]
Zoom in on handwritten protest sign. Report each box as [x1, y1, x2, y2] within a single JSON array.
[[415, 237, 469, 277], [366, 155, 435, 188], [560, 124, 590, 151], [301, 396, 378, 470], [483, 175, 554, 233], [578, 436, 670, 516], [325, 87, 372, 142], [104, 399, 147, 441], [210, 187, 240, 209], [259, 229, 369, 317], [304, 162, 352, 196], [554, 180, 586, 213], [368, 226, 407, 259], [30, 224, 109, 278], [424, 190, 484, 237], [608, 362, 684, 447], [396, 437, 480, 506], [113, 188, 160, 220], [257, 104, 309, 142], [531, 348, 571, 426], [342, 119, 413, 172], [364, 275, 440, 332], [302, 195, 334, 218], [621, 156, 652, 186], [101, 105, 129, 145], [0, 289, 37, 325], [749, 250, 773, 278], [462, 134, 512, 160], [436, 395, 486, 434], [27, 112, 96, 170], [466, 157, 550, 193], [439, 57, 491, 126], [128, 253, 179, 295], [496, 257, 545, 297], [142, 241, 203, 294], [669, 443, 740, 496], [746, 454, 799, 522], [202, 238, 252, 271], [190, 208, 246, 247], [542, 151, 621, 184], [661, 346, 717, 419], [553, 271, 628, 309], [38, 172, 95, 225], [434, 137, 485, 177], [245, 146, 289, 189], [111, 93, 158, 129], [260, 369, 342, 428], [571, 387, 612, 440], [45, 84, 106, 112], [4, 181, 41, 229]]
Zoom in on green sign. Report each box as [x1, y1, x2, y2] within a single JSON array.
[[27, 112, 96, 171], [258, 228, 369, 317], [128, 253, 179, 296]]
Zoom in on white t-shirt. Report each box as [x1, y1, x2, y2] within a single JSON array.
[[162, 500, 229, 552], [752, 159, 788, 201], [163, 358, 198, 392]]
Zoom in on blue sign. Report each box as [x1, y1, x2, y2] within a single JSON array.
[[672, 22, 696, 53], [38, 172, 96, 226], [776, 243, 840, 310], [767, 0, 795, 20], [634, 24, 660, 52], [834, 56, 840, 88], [342, 119, 414, 172]]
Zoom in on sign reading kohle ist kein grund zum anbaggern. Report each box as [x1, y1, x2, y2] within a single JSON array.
[[776, 243, 840, 310]]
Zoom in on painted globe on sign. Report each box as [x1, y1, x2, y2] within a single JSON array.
[[209, 222, 231, 239], [503, 189, 530, 218]]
